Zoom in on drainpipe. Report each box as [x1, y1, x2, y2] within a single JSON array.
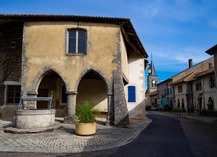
[[106, 93, 112, 126]]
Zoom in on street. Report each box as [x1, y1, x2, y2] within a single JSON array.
[[1, 111, 217, 157]]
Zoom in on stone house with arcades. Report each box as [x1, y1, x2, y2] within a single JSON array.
[[157, 56, 216, 113], [172, 57, 216, 112], [0, 14, 148, 127]]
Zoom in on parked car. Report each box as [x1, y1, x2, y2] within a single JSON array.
[[151, 105, 159, 111], [159, 105, 172, 111], [145, 105, 151, 111]]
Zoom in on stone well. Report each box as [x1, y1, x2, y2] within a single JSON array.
[[15, 109, 55, 129]]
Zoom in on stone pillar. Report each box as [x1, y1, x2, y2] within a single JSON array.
[[113, 70, 129, 127], [64, 91, 77, 123], [106, 93, 113, 126]]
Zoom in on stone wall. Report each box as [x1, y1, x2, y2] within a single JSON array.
[[0, 85, 4, 105]]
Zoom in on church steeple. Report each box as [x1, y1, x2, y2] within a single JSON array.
[[146, 54, 158, 94], [147, 54, 157, 76]]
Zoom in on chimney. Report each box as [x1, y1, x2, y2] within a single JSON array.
[[188, 59, 192, 68]]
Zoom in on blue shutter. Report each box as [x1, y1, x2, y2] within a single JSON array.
[[128, 86, 136, 102]]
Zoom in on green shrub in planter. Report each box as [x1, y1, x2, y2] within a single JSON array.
[[76, 101, 98, 123]]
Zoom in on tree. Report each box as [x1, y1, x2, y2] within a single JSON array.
[[0, 39, 21, 84]]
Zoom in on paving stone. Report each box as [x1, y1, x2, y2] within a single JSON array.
[[0, 118, 152, 153]]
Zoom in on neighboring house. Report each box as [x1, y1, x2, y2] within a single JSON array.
[[172, 57, 215, 112], [173, 66, 216, 112], [157, 57, 215, 112], [0, 14, 148, 127], [157, 78, 173, 109], [206, 44, 217, 89]]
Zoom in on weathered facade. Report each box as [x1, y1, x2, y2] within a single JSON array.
[[157, 78, 173, 109], [157, 57, 216, 112], [0, 14, 147, 126], [172, 57, 215, 112]]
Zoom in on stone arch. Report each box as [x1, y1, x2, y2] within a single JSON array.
[[75, 68, 111, 94], [30, 66, 69, 94], [181, 98, 185, 110], [207, 97, 214, 110], [75, 68, 112, 121], [177, 98, 180, 108], [197, 96, 203, 111]]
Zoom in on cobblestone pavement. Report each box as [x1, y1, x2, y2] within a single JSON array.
[[0, 118, 152, 153]]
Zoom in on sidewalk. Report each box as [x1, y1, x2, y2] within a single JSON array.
[[157, 111, 217, 125], [0, 117, 152, 153]]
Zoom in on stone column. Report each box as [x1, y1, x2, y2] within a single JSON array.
[[113, 70, 129, 127], [106, 93, 113, 126], [64, 91, 77, 123]]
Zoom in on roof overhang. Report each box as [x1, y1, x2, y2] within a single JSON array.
[[206, 44, 217, 55], [0, 14, 148, 58]]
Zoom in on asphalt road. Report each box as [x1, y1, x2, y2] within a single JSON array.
[[1, 111, 217, 157]]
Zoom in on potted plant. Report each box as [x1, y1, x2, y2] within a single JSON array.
[[75, 101, 98, 136]]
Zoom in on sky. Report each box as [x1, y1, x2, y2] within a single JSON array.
[[0, 0, 217, 83]]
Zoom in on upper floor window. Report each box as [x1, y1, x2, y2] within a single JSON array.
[[195, 81, 202, 91], [178, 85, 182, 93], [151, 80, 156, 87], [209, 76, 215, 88], [68, 29, 87, 54]]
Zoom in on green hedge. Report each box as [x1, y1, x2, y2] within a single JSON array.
[[172, 107, 186, 112], [200, 109, 217, 117]]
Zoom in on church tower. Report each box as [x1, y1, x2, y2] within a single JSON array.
[[146, 56, 158, 94]]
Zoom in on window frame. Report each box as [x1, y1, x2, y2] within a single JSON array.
[[209, 76, 215, 88], [66, 28, 87, 55], [7, 85, 21, 104]]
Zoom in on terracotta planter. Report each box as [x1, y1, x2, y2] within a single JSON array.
[[75, 122, 96, 136]]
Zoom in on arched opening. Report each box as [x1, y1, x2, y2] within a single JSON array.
[[198, 97, 202, 111], [177, 99, 180, 108], [37, 70, 67, 117], [76, 70, 108, 120], [207, 97, 214, 110], [181, 98, 185, 111]]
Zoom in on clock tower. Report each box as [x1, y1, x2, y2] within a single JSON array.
[[146, 56, 158, 94]]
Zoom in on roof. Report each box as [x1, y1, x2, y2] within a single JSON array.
[[172, 71, 197, 85], [149, 60, 157, 76], [172, 67, 215, 85], [145, 90, 157, 97], [195, 67, 214, 78], [0, 14, 147, 58], [158, 56, 213, 84], [206, 44, 217, 55]]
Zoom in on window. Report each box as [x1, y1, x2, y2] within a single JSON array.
[[151, 80, 156, 87], [128, 86, 136, 102], [68, 29, 87, 54], [195, 81, 202, 91], [7, 85, 20, 104], [178, 85, 182, 93], [209, 76, 215, 88]]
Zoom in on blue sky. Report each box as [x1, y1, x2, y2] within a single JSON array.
[[0, 0, 217, 83]]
